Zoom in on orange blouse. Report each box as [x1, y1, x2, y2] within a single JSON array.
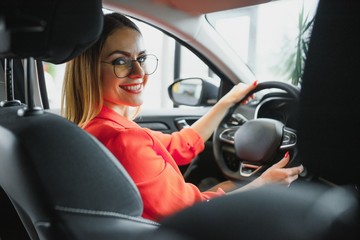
[[84, 106, 225, 221]]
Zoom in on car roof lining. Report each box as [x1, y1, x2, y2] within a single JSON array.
[[106, 0, 270, 15]]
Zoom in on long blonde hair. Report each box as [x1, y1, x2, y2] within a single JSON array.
[[61, 13, 142, 128]]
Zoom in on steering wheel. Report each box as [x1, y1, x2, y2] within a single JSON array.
[[213, 81, 301, 181]]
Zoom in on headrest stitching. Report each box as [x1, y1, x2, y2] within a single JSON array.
[[55, 205, 160, 226]]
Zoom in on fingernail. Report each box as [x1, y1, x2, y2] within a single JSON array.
[[253, 80, 258, 86], [284, 151, 289, 158]]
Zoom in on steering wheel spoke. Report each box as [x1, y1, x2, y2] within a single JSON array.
[[219, 128, 238, 144], [239, 162, 263, 177], [280, 127, 297, 150]]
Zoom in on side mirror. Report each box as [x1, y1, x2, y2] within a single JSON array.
[[168, 77, 218, 106]]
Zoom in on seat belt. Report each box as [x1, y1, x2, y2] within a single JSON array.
[[0, 58, 21, 107]]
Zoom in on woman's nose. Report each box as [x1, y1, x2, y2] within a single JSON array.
[[128, 60, 145, 78]]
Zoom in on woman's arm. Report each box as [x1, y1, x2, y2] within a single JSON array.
[[148, 81, 257, 164], [205, 153, 304, 194]]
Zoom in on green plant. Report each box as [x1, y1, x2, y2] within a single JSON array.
[[276, 3, 314, 87], [291, 4, 314, 86]]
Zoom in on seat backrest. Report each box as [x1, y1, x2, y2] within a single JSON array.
[[297, 0, 360, 185], [159, 182, 360, 240], [0, 107, 158, 240], [0, 1, 159, 239]]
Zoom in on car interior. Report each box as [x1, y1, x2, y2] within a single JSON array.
[[0, 0, 359, 239]]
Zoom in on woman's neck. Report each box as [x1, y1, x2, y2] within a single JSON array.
[[103, 101, 128, 118]]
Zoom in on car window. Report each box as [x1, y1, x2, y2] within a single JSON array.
[[206, 0, 319, 87], [128, 19, 221, 110]]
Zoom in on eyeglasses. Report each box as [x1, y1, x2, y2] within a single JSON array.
[[101, 54, 158, 78]]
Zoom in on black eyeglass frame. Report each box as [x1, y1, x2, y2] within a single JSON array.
[[101, 54, 159, 78]]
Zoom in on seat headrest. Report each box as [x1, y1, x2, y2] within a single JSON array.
[[0, 0, 103, 64]]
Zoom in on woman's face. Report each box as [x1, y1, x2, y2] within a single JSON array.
[[100, 27, 149, 110]]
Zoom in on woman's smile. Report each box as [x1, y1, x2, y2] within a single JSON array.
[[119, 82, 144, 94]]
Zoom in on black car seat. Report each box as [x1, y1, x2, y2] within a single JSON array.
[[0, 1, 160, 239], [297, 0, 360, 186]]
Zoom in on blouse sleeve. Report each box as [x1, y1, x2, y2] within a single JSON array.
[[105, 128, 224, 221], [146, 127, 205, 166]]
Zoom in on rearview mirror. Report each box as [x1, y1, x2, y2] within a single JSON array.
[[168, 77, 218, 106]]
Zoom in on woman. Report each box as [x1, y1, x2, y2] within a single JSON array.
[[62, 13, 303, 222]]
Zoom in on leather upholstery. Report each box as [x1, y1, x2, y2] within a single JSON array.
[[0, 106, 159, 239]]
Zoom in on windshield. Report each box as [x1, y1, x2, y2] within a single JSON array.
[[206, 0, 319, 87]]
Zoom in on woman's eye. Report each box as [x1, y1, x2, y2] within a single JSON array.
[[137, 56, 146, 63], [112, 58, 127, 65]]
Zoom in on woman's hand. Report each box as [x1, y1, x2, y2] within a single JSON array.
[[218, 80, 257, 108], [253, 152, 304, 187], [227, 152, 304, 194]]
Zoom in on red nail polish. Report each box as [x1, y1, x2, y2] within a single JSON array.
[[284, 151, 289, 158], [253, 80, 258, 86]]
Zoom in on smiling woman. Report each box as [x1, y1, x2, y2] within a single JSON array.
[[61, 11, 304, 223]]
